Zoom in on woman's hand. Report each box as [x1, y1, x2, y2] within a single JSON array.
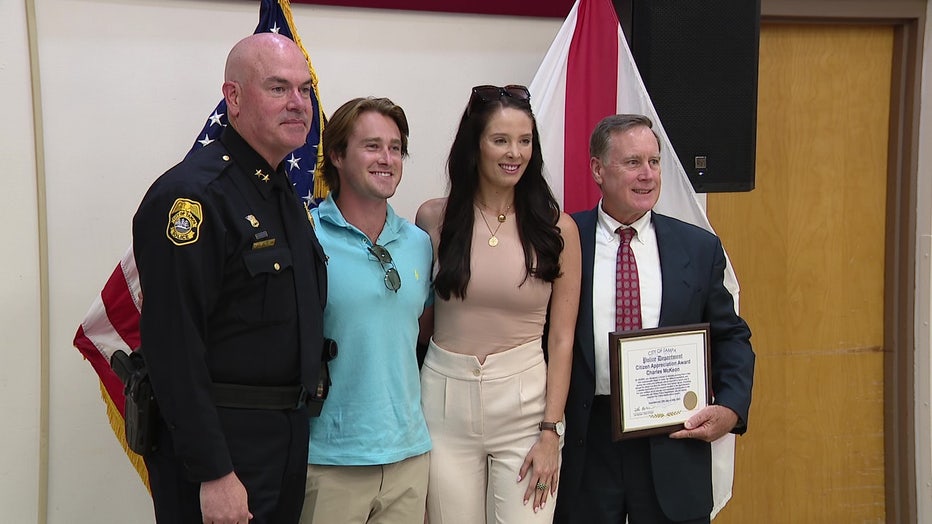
[[518, 430, 561, 512]]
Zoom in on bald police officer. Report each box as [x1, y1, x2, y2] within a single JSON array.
[[132, 33, 326, 524]]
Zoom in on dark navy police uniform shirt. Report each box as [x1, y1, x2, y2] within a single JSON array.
[[132, 125, 327, 481]]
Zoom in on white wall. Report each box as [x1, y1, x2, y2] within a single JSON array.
[[1, 2, 42, 523], [18, 0, 562, 521]]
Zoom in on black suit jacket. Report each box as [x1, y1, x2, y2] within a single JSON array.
[[557, 208, 754, 522]]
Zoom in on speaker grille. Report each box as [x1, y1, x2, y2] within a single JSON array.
[[629, 0, 760, 192]]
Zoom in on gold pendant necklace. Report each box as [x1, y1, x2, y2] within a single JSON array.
[[476, 203, 511, 247]]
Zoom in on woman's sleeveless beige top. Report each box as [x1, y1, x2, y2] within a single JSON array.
[[433, 207, 552, 354]]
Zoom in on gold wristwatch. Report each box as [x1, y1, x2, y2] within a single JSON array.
[[539, 421, 565, 436]]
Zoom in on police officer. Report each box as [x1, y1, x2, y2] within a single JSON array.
[[132, 33, 326, 524]]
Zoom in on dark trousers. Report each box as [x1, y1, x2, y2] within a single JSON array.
[[145, 407, 310, 524], [565, 396, 709, 524]]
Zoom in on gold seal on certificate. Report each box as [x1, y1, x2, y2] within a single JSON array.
[[608, 324, 711, 441], [683, 390, 699, 410]]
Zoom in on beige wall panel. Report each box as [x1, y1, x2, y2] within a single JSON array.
[[0, 0, 42, 521], [710, 24, 891, 523]]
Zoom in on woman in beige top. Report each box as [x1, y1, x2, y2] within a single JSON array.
[[416, 85, 581, 523]]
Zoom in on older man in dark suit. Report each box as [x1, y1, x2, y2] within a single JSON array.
[[554, 114, 754, 524]]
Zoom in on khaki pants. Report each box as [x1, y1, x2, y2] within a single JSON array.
[[421, 339, 560, 524], [299, 452, 429, 524]]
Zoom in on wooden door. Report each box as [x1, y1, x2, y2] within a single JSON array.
[[709, 24, 892, 523]]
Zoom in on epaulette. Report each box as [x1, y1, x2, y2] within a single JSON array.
[[185, 141, 236, 178], [159, 141, 236, 190]]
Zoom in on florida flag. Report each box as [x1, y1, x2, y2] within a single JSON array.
[[529, 0, 741, 517], [72, 0, 325, 489]]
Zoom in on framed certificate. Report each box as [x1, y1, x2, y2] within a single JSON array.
[[608, 324, 711, 441]]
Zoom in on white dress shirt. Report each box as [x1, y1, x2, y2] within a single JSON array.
[[592, 204, 662, 395]]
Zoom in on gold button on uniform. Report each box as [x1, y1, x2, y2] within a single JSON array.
[[273, 262, 281, 271]]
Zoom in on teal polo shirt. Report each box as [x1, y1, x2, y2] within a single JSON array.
[[308, 195, 433, 465]]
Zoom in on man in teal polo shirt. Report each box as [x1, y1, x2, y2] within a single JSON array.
[[299, 97, 432, 524]]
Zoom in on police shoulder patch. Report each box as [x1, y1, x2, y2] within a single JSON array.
[[166, 198, 203, 246]]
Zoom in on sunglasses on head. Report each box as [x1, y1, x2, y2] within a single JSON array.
[[368, 244, 401, 293], [467, 84, 531, 115]]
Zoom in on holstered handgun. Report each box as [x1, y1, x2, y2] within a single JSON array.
[[110, 350, 159, 455], [308, 338, 338, 417]]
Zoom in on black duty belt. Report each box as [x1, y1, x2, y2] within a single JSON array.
[[211, 383, 308, 410]]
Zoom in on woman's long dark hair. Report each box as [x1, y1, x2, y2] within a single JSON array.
[[434, 94, 563, 300]]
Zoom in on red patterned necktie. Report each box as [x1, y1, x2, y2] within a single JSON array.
[[615, 227, 642, 331]]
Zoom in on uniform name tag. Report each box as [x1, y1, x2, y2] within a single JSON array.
[[252, 239, 276, 250]]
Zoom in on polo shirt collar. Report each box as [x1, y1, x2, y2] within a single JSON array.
[[316, 194, 404, 245]]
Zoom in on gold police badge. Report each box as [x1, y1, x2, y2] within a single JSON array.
[[166, 198, 203, 246]]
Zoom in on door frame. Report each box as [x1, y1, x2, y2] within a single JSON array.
[[762, 1, 926, 522]]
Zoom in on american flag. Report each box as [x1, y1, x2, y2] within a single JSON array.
[[72, 0, 325, 488]]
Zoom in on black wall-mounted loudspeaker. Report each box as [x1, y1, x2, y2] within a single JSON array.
[[614, 0, 761, 193]]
